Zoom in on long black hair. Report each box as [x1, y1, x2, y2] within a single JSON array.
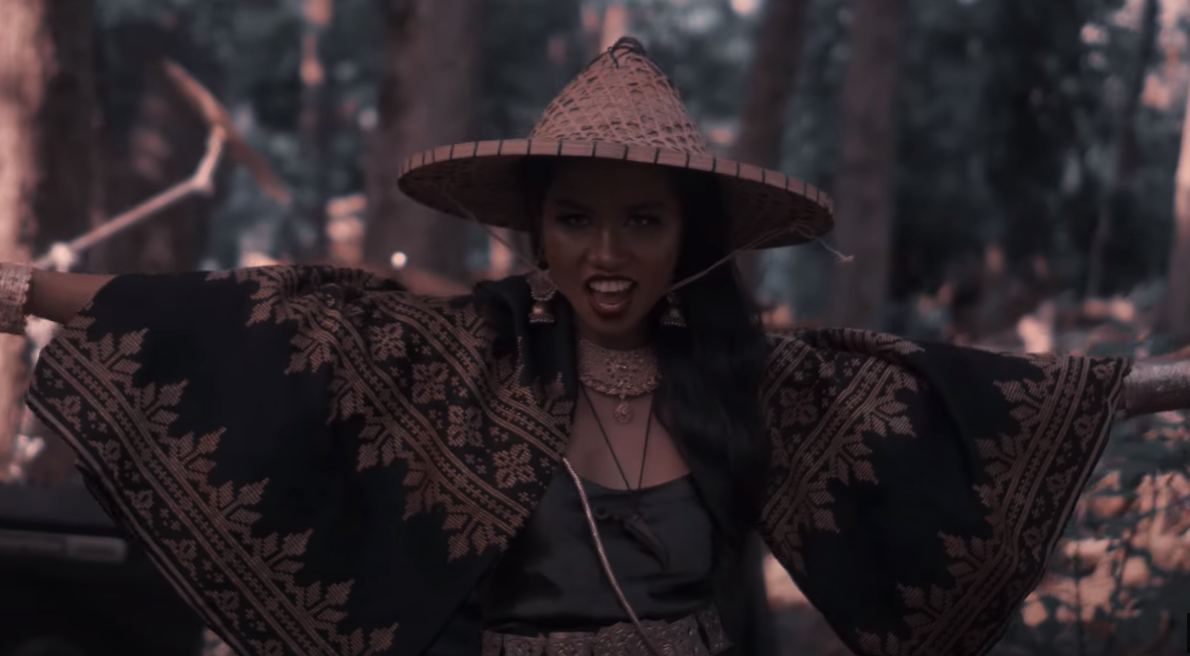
[[520, 158, 772, 562]]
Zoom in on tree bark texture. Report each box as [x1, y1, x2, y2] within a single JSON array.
[[1085, 0, 1159, 299], [91, 21, 226, 274], [827, 0, 908, 330], [732, 0, 813, 292], [1165, 79, 1190, 334], [297, 0, 334, 262], [0, 0, 95, 470], [364, 0, 486, 282]]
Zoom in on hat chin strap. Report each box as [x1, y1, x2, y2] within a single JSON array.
[[438, 186, 850, 297], [663, 223, 851, 294]]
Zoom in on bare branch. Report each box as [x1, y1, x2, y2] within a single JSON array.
[[161, 60, 292, 207], [33, 128, 227, 269]]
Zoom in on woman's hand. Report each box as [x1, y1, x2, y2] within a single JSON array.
[[1123, 357, 1190, 417], [22, 267, 114, 324]]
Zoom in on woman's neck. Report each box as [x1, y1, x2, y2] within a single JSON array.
[[576, 324, 651, 351]]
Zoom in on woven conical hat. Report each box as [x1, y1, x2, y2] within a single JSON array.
[[397, 37, 833, 250]]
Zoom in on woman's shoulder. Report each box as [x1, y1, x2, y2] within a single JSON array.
[[216, 263, 489, 324], [27, 267, 559, 655], [74, 264, 498, 370], [761, 328, 926, 376]]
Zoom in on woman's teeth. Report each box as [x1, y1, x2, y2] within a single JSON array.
[[587, 279, 634, 293], [586, 279, 634, 317]]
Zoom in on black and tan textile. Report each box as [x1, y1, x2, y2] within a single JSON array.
[[27, 266, 1130, 656], [480, 606, 731, 656]]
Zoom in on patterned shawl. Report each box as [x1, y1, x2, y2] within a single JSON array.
[[26, 266, 1129, 656]]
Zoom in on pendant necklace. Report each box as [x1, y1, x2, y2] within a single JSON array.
[[576, 339, 660, 424], [580, 386, 670, 569]]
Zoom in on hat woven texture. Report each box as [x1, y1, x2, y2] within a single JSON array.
[[397, 37, 833, 250]]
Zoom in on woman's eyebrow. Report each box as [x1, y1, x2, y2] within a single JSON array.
[[551, 198, 668, 212], [553, 198, 592, 212], [625, 201, 667, 212]]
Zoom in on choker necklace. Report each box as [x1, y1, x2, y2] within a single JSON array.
[[577, 339, 660, 424]]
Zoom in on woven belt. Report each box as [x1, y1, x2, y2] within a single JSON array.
[[480, 606, 732, 656]]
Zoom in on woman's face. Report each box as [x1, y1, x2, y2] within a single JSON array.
[[539, 159, 683, 349]]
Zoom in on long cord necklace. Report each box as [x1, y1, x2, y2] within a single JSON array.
[[580, 386, 670, 569]]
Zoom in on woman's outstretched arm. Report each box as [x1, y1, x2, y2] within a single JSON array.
[[18, 262, 1189, 419], [754, 331, 1133, 656], [25, 269, 116, 324], [23, 264, 445, 654], [1123, 357, 1190, 417]]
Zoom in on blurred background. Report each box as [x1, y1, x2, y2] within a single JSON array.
[[0, 0, 1188, 653]]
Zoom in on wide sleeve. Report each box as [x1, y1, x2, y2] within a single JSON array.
[[25, 265, 526, 656], [755, 328, 1130, 656]]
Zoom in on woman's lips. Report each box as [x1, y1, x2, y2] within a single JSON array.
[[586, 279, 636, 318]]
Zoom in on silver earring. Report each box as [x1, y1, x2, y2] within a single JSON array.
[[660, 293, 685, 328], [528, 269, 557, 324]]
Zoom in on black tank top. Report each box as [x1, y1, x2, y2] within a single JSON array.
[[480, 468, 716, 635]]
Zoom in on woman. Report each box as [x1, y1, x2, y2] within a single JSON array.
[[7, 38, 1189, 656]]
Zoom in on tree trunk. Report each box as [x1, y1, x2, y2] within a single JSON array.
[[580, 3, 605, 62], [0, 0, 95, 472], [92, 21, 225, 274], [1085, 0, 1159, 299], [827, 0, 908, 329], [732, 0, 813, 291], [734, 0, 812, 173], [1165, 80, 1190, 334], [297, 0, 334, 262], [364, 0, 486, 283], [598, 2, 629, 53]]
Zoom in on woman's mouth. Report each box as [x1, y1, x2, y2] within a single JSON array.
[[585, 277, 636, 318]]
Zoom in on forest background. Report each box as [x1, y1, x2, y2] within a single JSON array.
[[1, 0, 1190, 653]]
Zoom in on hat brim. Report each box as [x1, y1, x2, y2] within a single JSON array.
[[396, 138, 834, 250]]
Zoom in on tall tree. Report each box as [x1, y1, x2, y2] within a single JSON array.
[[728, 5, 813, 646], [961, 0, 1108, 337], [734, 0, 812, 174], [581, 2, 604, 62], [827, 0, 909, 329], [0, 0, 95, 467], [598, 2, 629, 52], [92, 20, 225, 274], [732, 0, 813, 290], [297, 0, 335, 261], [364, 0, 486, 282], [479, 0, 584, 274], [1165, 79, 1190, 334], [1085, 0, 1160, 298]]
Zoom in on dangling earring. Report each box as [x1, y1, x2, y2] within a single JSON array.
[[660, 292, 685, 328], [528, 268, 557, 324]]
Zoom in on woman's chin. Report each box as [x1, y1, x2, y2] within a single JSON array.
[[574, 308, 651, 348], [587, 289, 633, 321]]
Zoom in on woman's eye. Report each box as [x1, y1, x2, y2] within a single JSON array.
[[627, 215, 661, 227]]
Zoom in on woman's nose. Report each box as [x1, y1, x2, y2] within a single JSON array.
[[589, 226, 628, 267]]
